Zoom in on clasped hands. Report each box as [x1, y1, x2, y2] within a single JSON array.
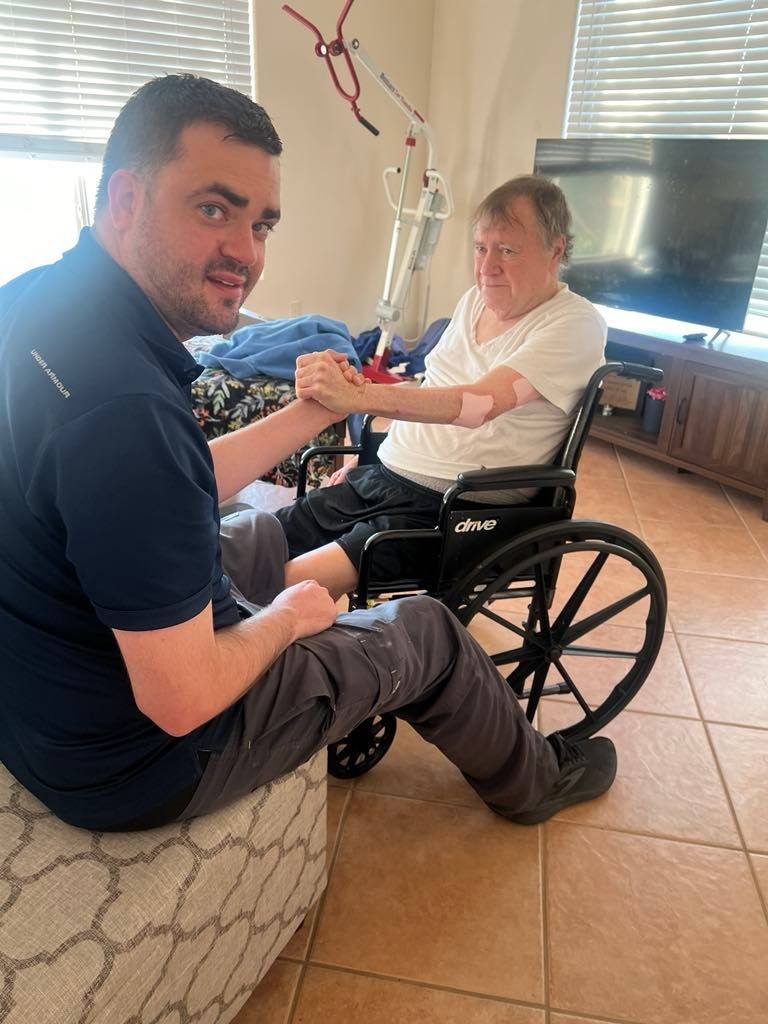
[[295, 349, 367, 415]]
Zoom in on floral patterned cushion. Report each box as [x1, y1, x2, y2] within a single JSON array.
[[186, 337, 343, 488]]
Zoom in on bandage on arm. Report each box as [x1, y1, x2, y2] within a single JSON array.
[[451, 377, 539, 428], [511, 377, 540, 406], [452, 392, 494, 427]]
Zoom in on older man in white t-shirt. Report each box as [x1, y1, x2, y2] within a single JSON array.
[[275, 175, 606, 598]]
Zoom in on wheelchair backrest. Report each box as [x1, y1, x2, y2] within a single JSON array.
[[557, 365, 608, 472], [556, 360, 662, 470]]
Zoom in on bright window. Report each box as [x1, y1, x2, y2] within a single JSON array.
[[0, 0, 253, 283], [0, 157, 100, 284]]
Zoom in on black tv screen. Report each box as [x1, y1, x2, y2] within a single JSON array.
[[533, 137, 768, 332]]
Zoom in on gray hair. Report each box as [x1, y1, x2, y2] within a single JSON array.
[[472, 174, 574, 263]]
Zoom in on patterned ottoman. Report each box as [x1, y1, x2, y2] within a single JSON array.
[[0, 752, 327, 1024]]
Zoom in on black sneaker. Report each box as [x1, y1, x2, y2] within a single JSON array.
[[506, 732, 618, 825]]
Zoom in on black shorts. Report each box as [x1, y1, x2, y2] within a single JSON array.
[[274, 464, 446, 581]]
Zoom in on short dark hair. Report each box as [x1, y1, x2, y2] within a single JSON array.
[[94, 74, 282, 214], [473, 175, 574, 262]]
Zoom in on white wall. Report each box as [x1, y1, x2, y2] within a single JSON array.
[[250, 0, 435, 335], [425, 0, 579, 320], [248, 0, 579, 336]]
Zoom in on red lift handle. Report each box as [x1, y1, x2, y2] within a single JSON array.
[[282, 1, 380, 135]]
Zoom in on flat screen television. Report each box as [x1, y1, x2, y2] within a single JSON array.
[[533, 137, 768, 332]]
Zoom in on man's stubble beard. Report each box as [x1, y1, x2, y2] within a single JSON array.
[[132, 216, 241, 339]]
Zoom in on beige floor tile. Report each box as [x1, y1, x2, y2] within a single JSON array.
[[325, 785, 350, 850], [281, 905, 317, 962], [356, 722, 484, 808], [573, 479, 641, 535], [632, 629, 699, 717], [709, 724, 768, 853], [665, 569, 768, 642], [618, 449, 697, 487], [631, 479, 740, 526], [751, 854, 768, 908], [327, 775, 355, 789], [551, 1016, 624, 1024], [546, 822, 768, 1024], [577, 440, 624, 480], [677, 635, 768, 728], [282, 787, 349, 960], [641, 521, 768, 578], [746, 527, 768, 562], [293, 966, 545, 1023], [311, 792, 544, 1002], [576, 508, 643, 537], [725, 488, 768, 527], [539, 703, 739, 845], [574, 475, 632, 505], [544, 624, 698, 720], [726, 489, 768, 559], [232, 959, 301, 1024]]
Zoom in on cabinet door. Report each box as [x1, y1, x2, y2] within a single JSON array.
[[668, 363, 768, 488]]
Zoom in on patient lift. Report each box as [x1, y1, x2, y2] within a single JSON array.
[[283, 0, 453, 382]]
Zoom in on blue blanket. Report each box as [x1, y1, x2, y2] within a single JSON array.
[[196, 315, 361, 380]]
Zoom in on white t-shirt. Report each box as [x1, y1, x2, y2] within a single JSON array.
[[379, 284, 606, 482]]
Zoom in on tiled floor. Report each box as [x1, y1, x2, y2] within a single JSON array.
[[234, 441, 768, 1024]]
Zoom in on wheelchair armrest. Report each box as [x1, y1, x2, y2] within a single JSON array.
[[449, 466, 577, 495], [297, 444, 362, 498], [357, 528, 443, 603]]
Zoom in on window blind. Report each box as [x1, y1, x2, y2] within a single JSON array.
[[566, 0, 768, 331], [0, 0, 253, 160]]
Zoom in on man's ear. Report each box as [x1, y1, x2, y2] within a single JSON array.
[[551, 234, 566, 265], [106, 169, 143, 231]]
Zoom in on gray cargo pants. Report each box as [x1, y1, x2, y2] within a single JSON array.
[[181, 510, 559, 821]]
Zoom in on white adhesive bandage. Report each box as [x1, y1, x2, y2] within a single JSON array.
[[511, 377, 539, 406], [452, 392, 494, 428]]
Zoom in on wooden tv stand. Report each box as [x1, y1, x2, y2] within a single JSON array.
[[591, 324, 768, 519]]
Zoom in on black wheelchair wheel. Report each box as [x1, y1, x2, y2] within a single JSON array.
[[444, 520, 667, 742], [327, 713, 398, 779]]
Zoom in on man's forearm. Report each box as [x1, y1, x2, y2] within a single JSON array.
[[119, 582, 338, 738], [204, 605, 298, 723], [353, 382, 464, 424], [118, 602, 300, 736], [158, 605, 302, 735], [210, 399, 338, 502]]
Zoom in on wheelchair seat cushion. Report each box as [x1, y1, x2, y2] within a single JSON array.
[[275, 464, 447, 580]]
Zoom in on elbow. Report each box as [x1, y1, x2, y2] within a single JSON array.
[[134, 693, 208, 738], [484, 403, 504, 423], [157, 714, 198, 738]]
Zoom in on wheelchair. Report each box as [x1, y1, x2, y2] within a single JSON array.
[[297, 361, 667, 780]]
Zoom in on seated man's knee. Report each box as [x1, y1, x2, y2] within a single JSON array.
[[221, 509, 288, 556], [385, 594, 455, 633], [403, 594, 447, 614]]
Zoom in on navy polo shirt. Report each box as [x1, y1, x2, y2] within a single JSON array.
[[0, 230, 242, 829]]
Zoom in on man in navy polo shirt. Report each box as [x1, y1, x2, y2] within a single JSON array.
[[0, 74, 616, 831]]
